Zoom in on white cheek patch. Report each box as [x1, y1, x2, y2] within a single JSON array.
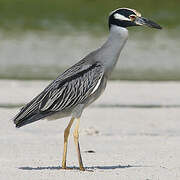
[[114, 13, 131, 21]]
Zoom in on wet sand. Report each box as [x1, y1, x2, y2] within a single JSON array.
[[1, 80, 180, 180]]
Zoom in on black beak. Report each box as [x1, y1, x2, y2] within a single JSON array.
[[135, 16, 162, 29]]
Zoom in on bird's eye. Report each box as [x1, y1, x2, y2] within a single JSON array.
[[129, 15, 136, 21]]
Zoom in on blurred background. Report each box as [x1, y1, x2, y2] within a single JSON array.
[[0, 0, 179, 81]]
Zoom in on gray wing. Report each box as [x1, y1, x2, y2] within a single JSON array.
[[13, 60, 104, 127], [39, 61, 104, 112]]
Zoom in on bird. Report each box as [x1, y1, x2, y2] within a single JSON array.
[[13, 8, 162, 171]]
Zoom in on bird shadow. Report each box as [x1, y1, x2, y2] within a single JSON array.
[[19, 164, 150, 171]]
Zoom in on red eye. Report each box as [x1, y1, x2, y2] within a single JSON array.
[[129, 15, 136, 21]]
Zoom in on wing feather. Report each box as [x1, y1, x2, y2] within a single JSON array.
[[13, 60, 104, 127], [39, 62, 104, 112]]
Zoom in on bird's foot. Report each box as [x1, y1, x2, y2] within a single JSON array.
[[80, 167, 85, 171], [61, 161, 67, 170], [61, 165, 85, 171]]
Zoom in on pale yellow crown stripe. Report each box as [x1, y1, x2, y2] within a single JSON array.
[[109, 8, 141, 17]]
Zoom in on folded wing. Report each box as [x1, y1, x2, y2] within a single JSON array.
[[13, 60, 104, 128]]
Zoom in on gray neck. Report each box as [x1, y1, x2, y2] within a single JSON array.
[[97, 25, 128, 77]]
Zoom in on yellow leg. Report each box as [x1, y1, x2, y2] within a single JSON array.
[[73, 118, 85, 171], [62, 117, 75, 169]]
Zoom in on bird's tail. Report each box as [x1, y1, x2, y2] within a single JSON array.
[[14, 112, 46, 128], [13, 93, 49, 128]]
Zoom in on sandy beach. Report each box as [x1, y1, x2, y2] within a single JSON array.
[[1, 80, 180, 180]]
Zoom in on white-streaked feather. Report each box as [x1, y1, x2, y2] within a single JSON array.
[[90, 76, 103, 95]]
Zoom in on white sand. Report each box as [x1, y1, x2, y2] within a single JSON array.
[[1, 80, 180, 180]]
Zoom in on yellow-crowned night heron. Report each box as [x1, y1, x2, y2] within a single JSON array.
[[13, 8, 162, 171]]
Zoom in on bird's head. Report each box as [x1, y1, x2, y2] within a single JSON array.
[[109, 8, 162, 30]]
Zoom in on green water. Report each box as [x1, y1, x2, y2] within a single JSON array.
[[0, 0, 179, 80], [0, 0, 179, 32]]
